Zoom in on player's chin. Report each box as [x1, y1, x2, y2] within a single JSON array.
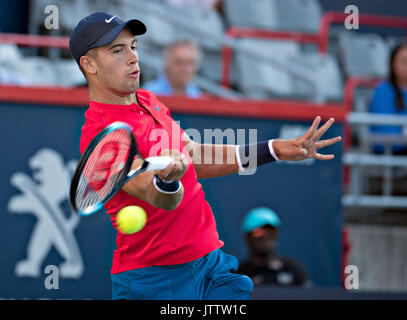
[[124, 79, 140, 92]]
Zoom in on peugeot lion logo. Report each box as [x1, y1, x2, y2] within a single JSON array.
[[7, 148, 84, 279]]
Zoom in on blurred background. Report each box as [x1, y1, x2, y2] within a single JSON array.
[[0, 0, 407, 299]]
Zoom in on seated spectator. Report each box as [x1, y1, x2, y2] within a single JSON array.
[[370, 42, 407, 155], [236, 207, 309, 287], [143, 40, 202, 98]]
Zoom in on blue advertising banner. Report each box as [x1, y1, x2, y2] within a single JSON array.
[[0, 101, 342, 299]]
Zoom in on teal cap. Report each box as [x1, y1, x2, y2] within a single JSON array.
[[242, 207, 281, 233]]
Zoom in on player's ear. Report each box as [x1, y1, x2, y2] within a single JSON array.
[[80, 55, 97, 76]]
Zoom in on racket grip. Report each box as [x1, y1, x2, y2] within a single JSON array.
[[145, 156, 173, 171]]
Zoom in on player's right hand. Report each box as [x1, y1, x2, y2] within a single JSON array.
[[155, 149, 188, 181]]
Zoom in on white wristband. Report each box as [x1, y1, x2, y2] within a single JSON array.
[[268, 139, 280, 161], [235, 145, 245, 171], [153, 175, 182, 194]]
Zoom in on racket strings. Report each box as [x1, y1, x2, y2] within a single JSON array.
[[75, 129, 132, 211]]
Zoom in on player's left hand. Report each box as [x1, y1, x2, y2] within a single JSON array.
[[273, 116, 342, 161]]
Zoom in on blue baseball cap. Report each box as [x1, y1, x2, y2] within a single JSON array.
[[242, 207, 281, 233], [69, 12, 147, 64]]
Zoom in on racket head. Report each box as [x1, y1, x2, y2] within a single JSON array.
[[70, 121, 137, 216]]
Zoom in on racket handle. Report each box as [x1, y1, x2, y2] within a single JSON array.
[[145, 156, 173, 171]]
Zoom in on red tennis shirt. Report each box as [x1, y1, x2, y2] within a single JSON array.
[[80, 89, 224, 274]]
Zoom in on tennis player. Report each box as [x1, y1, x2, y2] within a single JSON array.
[[69, 12, 342, 300]]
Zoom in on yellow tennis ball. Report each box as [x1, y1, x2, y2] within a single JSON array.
[[116, 206, 147, 234]]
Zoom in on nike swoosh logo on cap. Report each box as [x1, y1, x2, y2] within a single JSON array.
[[105, 15, 116, 23]]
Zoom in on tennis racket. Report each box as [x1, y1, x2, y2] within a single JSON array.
[[70, 121, 172, 216]]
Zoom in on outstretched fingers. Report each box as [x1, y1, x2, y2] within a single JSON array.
[[303, 116, 321, 140], [314, 153, 335, 160], [313, 118, 335, 141], [315, 136, 342, 149]]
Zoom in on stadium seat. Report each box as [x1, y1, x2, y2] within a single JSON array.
[[199, 49, 239, 86], [87, 0, 120, 14], [235, 39, 301, 98], [58, 0, 119, 31], [199, 50, 220, 83], [223, 0, 280, 30], [291, 52, 344, 102], [0, 44, 28, 85], [0, 43, 22, 64], [121, 5, 176, 48], [131, 5, 225, 51], [338, 32, 390, 78], [53, 59, 87, 87], [276, 0, 322, 33], [58, 0, 80, 31], [353, 87, 375, 113], [171, 7, 225, 51], [15, 57, 58, 86]]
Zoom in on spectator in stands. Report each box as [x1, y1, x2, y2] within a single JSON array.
[[370, 42, 407, 155], [143, 40, 202, 98], [236, 207, 309, 287]]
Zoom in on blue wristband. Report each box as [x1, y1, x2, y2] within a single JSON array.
[[153, 175, 181, 194]]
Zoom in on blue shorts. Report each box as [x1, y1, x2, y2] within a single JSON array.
[[111, 249, 253, 300]]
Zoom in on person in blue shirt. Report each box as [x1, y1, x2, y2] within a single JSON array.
[[370, 42, 407, 154], [143, 40, 202, 98]]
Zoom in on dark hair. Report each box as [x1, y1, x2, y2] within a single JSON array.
[[389, 43, 407, 111]]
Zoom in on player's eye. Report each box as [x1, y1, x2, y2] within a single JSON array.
[[113, 48, 122, 53], [131, 46, 137, 51]]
